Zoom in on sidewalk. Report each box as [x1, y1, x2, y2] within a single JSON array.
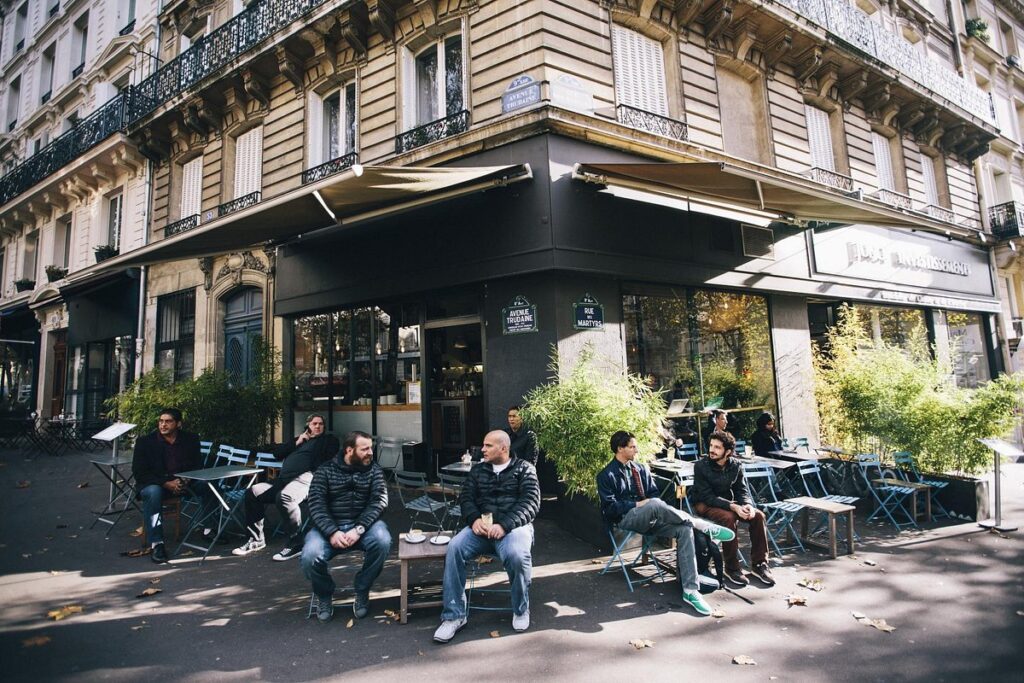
[[0, 447, 1021, 682]]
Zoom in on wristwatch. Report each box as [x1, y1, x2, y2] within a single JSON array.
[[354, 525, 366, 536]]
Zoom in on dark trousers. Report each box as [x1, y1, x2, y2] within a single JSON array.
[[694, 501, 769, 569]]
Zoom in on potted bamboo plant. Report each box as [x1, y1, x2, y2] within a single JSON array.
[[93, 244, 118, 263], [45, 265, 68, 282]]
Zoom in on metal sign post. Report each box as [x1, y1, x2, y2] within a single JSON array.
[[976, 438, 1020, 532]]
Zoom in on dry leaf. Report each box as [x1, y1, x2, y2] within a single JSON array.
[[853, 613, 896, 633], [629, 639, 655, 649], [148, 578, 160, 585], [797, 578, 824, 592], [477, 556, 494, 565], [383, 609, 399, 619], [22, 635, 51, 648], [711, 609, 725, 618], [129, 527, 144, 538], [48, 570, 63, 576], [131, 625, 148, 631], [121, 547, 151, 558], [136, 587, 161, 598], [346, 619, 354, 628], [1016, 610, 1024, 617], [863, 559, 877, 566], [16, 480, 30, 489], [489, 630, 501, 638], [47, 605, 83, 621], [732, 655, 757, 665], [76, 481, 89, 489], [786, 595, 807, 607], [591, 558, 605, 564]]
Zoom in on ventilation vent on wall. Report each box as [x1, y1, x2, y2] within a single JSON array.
[[741, 224, 775, 260]]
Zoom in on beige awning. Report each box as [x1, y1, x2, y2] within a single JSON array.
[[572, 162, 974, 238], [86, 164, 532, 271]]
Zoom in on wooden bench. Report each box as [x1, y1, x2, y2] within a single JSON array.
[[785, 496, 856, 559]]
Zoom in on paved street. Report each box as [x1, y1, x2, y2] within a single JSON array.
[[1, 448, 1022, 682]]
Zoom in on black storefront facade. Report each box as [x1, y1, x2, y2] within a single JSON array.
[[273, 135, 1001, 474]]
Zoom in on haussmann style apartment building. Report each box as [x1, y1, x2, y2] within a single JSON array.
[[0, 0, 1018, 468]]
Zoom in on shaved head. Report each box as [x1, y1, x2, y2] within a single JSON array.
[[482, 430, 511, 465]]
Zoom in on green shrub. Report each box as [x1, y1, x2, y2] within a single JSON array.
[[520, 346, 666, 500]]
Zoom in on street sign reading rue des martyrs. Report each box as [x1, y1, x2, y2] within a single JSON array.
[[572, 293, 604, 330], [502, 295, 538, 335]]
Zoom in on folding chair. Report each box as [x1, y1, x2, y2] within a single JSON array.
[[200, 441, 214, 467], [600, 526, 669, 592], [376, 437, 404, 482], [437, 472, 466, 531], [856, 454, 918, 530], [893, 451, 951, 519], [467, 552, 514, 613], [734, 440, 747, 456], [742, 463, 805, 556], [794, 460, 859, 540], [792, 437, 811, 453], [393, 471, 446, 531], [675, 443, 698, 460]]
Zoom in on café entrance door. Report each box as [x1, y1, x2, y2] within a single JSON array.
[[424, 321, 485, 473]]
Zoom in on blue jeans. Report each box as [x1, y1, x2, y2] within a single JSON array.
[[301, 521, 393, 599], [618, 498, 710, 593], [140, 483, 213, 545], [441, 524, 534, 620]]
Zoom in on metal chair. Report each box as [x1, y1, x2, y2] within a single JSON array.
[[466, 552, 514, 614], [734, 440, 747, 456], [856, 454, 918, 530], [792, 437, 811, 452], [376, 437, 404, 481], [200, 440, 214, 467], [794, 460, 859, 540], [600, 526, 669, 592], [675, 442, 699, 460], [393, 471, 446, 531], [893, 451, 951, 519], [742, 463, 805, 556], [437, 472, 467, 531]]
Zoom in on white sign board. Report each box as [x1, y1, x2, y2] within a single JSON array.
[[91, 422, 137, 442]]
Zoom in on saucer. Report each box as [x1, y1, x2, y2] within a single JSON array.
[[429, 535, 451, 545], [405, 534, 426, 544]]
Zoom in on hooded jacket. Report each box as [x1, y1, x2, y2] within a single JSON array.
[[307, 453, 388, 538]]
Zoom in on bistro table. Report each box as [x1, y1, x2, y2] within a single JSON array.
[[768, 449, 821, 463], [88, 453, 140, 536], [174, 465, 261, 563], [399, 531, 451, 623], [440, 461, 473, 475]]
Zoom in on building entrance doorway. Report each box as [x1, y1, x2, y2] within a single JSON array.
[[425, 321, 485, 473]]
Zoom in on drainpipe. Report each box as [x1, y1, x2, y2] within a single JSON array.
[[947, 0, 965, 75]]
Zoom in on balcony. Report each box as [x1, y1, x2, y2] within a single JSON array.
[[217, 191, 261, 217], [395, 110, 471, 154], [301, 152, 358, 185], [871, 188, 913, 211], [48, 4, 59, 18], [772, 0, 996, 126], [803, 166, 854, 192], [119, 20, 136, 36], [40, 91, 51, 105], [71, 63, 85, 78], [165, 214, 200, 238], [989, 200, 1024, 240], [923, 204, 956, 224], [616, 104, 688, 142]]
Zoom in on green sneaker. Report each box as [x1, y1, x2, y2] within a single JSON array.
[[682, 590, 712, 616], [707, 524, 736, 543]]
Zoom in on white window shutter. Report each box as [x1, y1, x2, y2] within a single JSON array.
[[611, 25, 668, 116], [804, 105, 834, 171], [872, 132, 895, 191], [234, 127, 263, 198], [920, 152, 939, 205], [401, 47, 416, 130], [181, 157, 203, 218]]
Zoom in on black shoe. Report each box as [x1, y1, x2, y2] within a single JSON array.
[[273, 544, 303, 562], [353, 591, 369, 619], [751, 562, 775, 587], [151, 543, 168, 564], [724, 567, 748, 586], [315, 595, 334, 623]]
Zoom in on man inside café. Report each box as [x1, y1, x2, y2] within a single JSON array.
[[132, 407, 203, 564], [434, 430, 540, 643], [505, 405, 539, 465], [597, 430, 735, 616], [691, 430, 775, 587]]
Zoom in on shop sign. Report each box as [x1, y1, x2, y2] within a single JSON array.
[[502, 295, 538, 335], [572, 293, 604, 330], [877, 290, 999, 312], [501, 75, 542, 113]]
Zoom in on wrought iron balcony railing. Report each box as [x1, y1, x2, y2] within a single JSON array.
[[165, 214, 200, 238], [40, 91, 51, 105], [395, 110, 471, 154], [218, 191, 261, 217], [301, 152, 358, 185], [803, 166, 854, 192], [616, 104, 688, 142], [923, 204, 956, 223], [989, 200, 1024, 240], [1013, 318, 1024, 339], [871, 188, 913, 211], [71, 63, 84, 78], [773, 0, 996, 126], [119, 20, 136, 36]]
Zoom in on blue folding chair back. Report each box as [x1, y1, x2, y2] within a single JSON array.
[[393, 471, 446, 530], [742, 462, 805, 556], [856, 454, 918, 530], [893, 451, 950, 519], [676, 442, 699, 461], [793, 437, 811, 452], [734, 440, 747, 456], [200, 440, 214, 467], [600, 526, 669, 592], [795, 461, 859, 506], [437, 472, 466, 530], [376, 437, 404, 480]]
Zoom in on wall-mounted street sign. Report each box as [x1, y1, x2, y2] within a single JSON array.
[[502, 295, 538, 335], [572, 293, 604, 330], [501, 74, 542, 113]]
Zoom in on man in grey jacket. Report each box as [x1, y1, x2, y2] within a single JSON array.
[[301, 430, 391, 623]]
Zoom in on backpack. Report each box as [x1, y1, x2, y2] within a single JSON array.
[[694, 527, 724, 594]]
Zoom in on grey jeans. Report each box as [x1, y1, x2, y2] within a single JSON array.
[[247, 471, 313, 538], [618, 498, 713, 593]]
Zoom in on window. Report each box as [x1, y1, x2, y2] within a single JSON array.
[[872, 132, 896, 191], [610, 24, 668, 116], [920, 152, 941, 206], [405, 34, 463, 127], [946, 311, 991, 388], [118, 0, 136, 26], [857, 304, 927, 353], [7, 76, 20, 131], [805, 105, 835, 171], [14, 3, 28, 52], [233, 127, 263, 199], [63, 110, 79, 132], [72, 12, 89, 74], [179, 17, 210, 55], [106, 193, 123, 250], [0, 248, 5, 292], [40, 44, 55, 101], [1000, 20, 1017, 58], [718, 64, 771, 165], [180, 157, 203, 218], [318, 83, 357, 164], [156, 290, 196, 382], [55, 214, 72, 269], [23, 230, 39, 282]]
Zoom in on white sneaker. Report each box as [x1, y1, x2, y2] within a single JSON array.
[[512, 610, 530, 632], [231, 537, 266, 556], [433, 617, 467, 643]]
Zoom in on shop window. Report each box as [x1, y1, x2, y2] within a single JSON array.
[[857, 304, 927, 353], [65, 336, 135, 419], [316, 82, 357, 165], [106, 193, 123, 251], [233, 126, 263, 199], [611, 24, 668, 116], [403, 33, 464, 128], [180, 156, 203, 219], [155, 289, 196, 382], [624, 288, 777, 449], [946, 311, 991, 388]]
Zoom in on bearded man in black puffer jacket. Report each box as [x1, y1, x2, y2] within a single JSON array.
[[301, 430, 391, 624]]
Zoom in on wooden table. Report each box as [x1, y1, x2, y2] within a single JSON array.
[[399, 532, 452, 624], [785, 496, 856, 558], [872, 478, 932, 522]]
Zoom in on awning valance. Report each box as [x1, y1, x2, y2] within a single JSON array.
[[571, 162, 974, 238], [88, 164, 532, 271]]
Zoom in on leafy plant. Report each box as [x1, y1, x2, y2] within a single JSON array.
[[14, 278, 35, 292], [45, 265, 67, 282], [93, 244, 119, 263], [520, 345, 667, 500], [966, 17, 990, 42]]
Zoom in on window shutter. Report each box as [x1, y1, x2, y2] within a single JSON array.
[[804, 105, 834, 171], [920, 152, 939, 206], [234, 127, 263, 198], [872, 132, 895, 191], [181, 157, 203, 218], [611, 25, 668, 116]]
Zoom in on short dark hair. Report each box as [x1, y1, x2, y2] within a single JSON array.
[[508, 405, 521, 412], [710, 409, 726, 420], [159, 407, 183, 423], [306, 413, 325, 425], [709, 430, 735, 452], [343, 430, 372, 453], [610, 430, 635, 453]]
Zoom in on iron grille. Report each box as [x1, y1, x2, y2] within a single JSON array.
[[989, 200, 1024, 240], [804, 167, 854, 192], [165, 214, 200, 238], [615, 104, 688, 142], [871, 188, 913, 211], [395, 110, 471, 154], [218, 191, 261, 216], [301, 152, 358, 185]]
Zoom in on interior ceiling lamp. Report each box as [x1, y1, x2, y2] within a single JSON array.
[[453, 334, 469, 349]]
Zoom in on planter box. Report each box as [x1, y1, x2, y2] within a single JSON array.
[[553, 491, 642, 554], [929, 473, 989, 521]]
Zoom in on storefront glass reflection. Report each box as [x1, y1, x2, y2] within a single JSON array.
[[64, 335, 135, 420], [946, 311, 991, 388], [856, 304, 927, 353], [0, 340, 36, 412]]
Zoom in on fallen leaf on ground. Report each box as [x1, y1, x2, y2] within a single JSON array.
[[477, 556, 494, 565], [16, 480, 30, 489], [863, 559, 877, 566], [67, 534, 78, 539], [853, 613, 896, 632], [591, 558, 605, 564], [346, 619, 354, 628], [629, 639, 655, 649], [798, 578, 824, 592], [21, 553, 31, 558], [383, 609, 399, 620], [711, 609, 725, 618], [148, 578, 160, 585], [121, 548, 151, 558], [22, 635, 51, 648], [786, 595, 807, 607], [136, 587, 161, 598], [489, 630, 501, 638], [1016, 610, 1024, 617], [131, 625, 148, 631], [47, 605, 83, 621], [76, 481, 89, 489], [733, 655, 757, 665], [129, 527, 144, 538]]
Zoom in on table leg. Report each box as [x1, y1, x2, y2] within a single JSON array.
[[828, 513, 837, 559], [924, 488, 931, 523], [801, 507, 809, 540], [400, 559, 409, 624], [846, 510, 855, 555]]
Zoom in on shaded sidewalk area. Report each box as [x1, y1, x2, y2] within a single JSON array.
[[1, 446, 1022, 682]]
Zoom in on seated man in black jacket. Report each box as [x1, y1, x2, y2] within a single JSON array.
[[301, 430, 391, 623], [232, 414, 340, 561], [132, 407, 203, 564], [434, 430, 540, 643]]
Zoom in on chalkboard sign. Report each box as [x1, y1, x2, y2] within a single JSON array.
[[572, 293, 604, 330], [502, 295, 538, 335]]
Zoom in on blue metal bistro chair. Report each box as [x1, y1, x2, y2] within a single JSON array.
[[600, 526, 669, 593], [893, 451, 951, 520], [742, 462, 805, 556], [856, 454, 918, 531]]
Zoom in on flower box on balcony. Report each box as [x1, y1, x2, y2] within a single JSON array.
[[45, 265, 67, 282], [93, 245, 119, 263], [14, 278, 35, 292]]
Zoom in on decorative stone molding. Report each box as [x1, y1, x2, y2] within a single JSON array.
[[215, 251, 269, 287], [339, 4, 370, 59], [277, 46, 305, 93], [242, 68, 271, 110], [199, 256, 214, 291], [368, 0, 398, 43]]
